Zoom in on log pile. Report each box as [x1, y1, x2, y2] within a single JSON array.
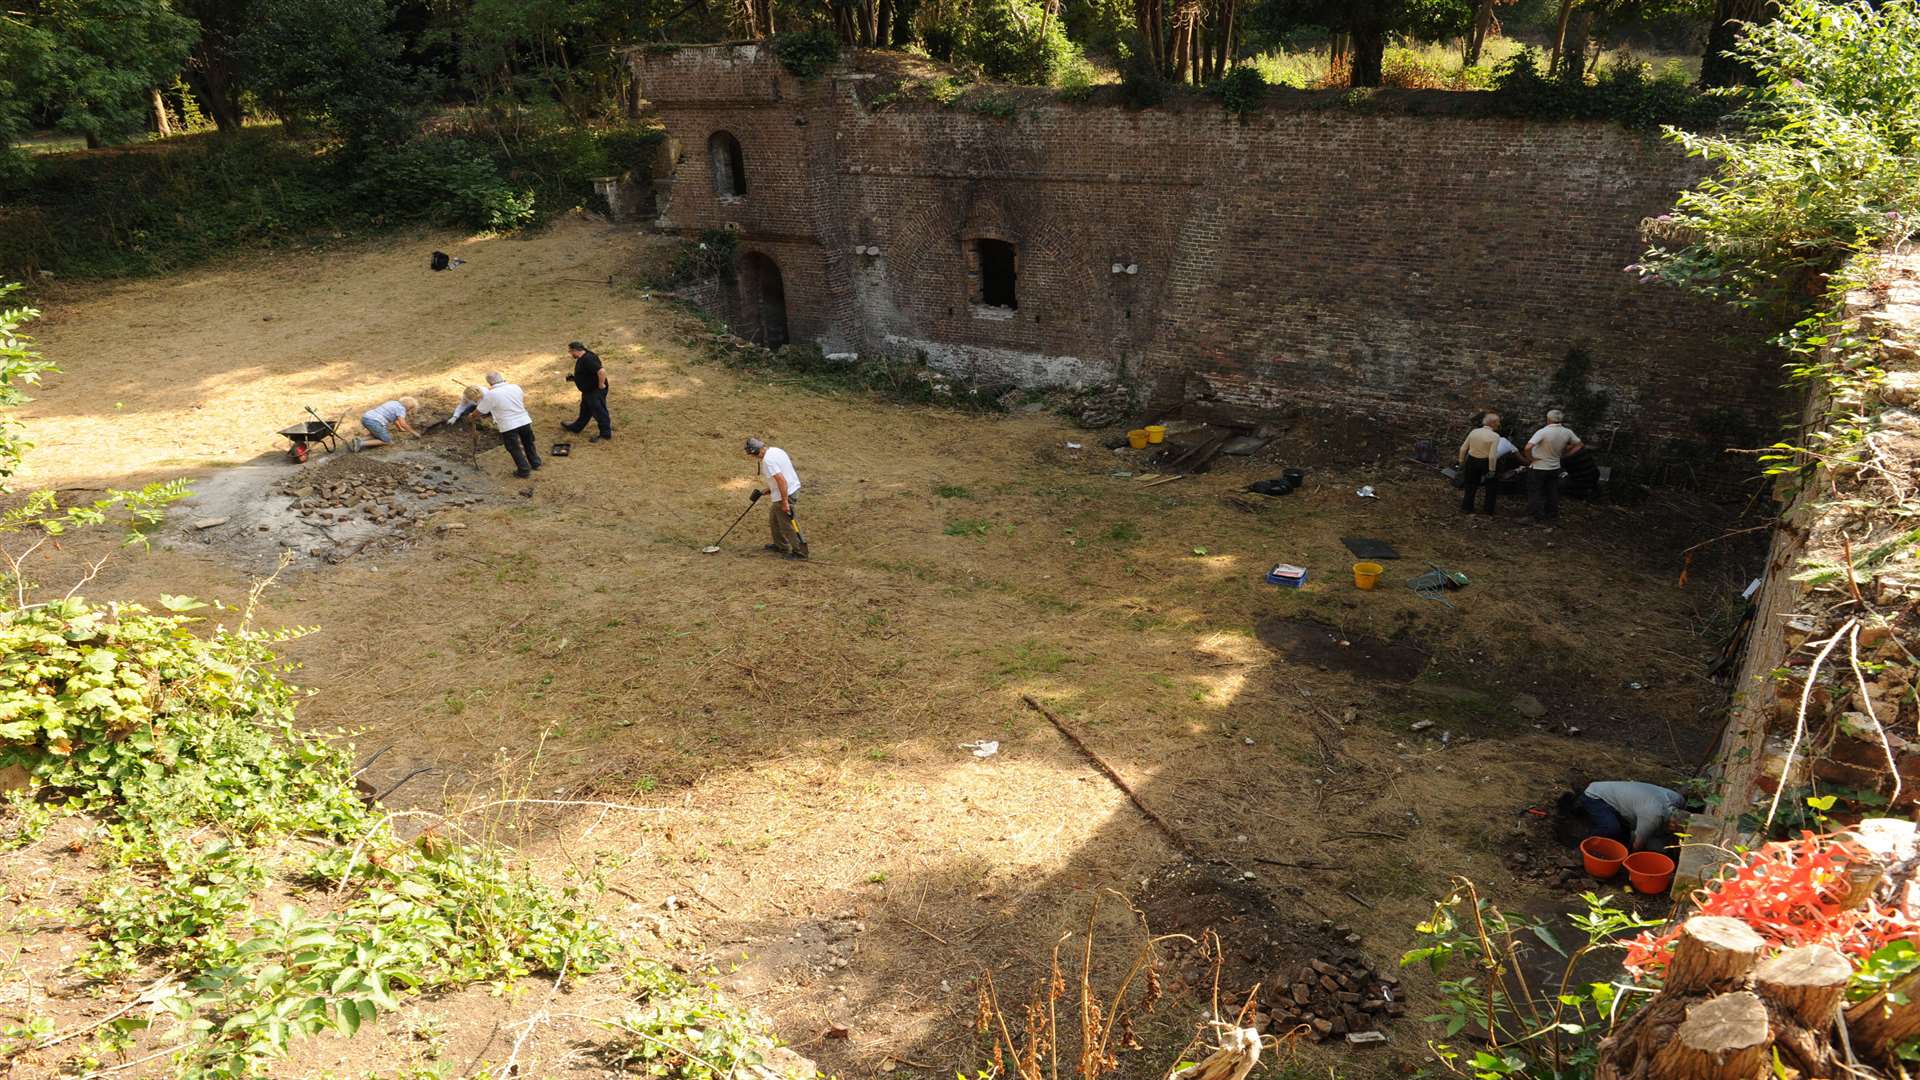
[[1596, 819, 1918, 1080]]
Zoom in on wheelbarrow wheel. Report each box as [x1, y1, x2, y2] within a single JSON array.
[[291, 442, 310, 464]]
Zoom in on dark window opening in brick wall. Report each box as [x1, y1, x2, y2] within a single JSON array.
[[709, 131, 747, 198], [740, 252, 789, 347], [975, 239, 1017, 310]]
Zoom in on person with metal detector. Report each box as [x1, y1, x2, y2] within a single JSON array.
[[744, 437, 807, 559]]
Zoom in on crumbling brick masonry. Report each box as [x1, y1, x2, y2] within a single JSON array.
[[635, 44, 1780, 444]]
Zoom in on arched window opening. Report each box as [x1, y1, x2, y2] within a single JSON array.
[[709, 131, 747, 199], [973, 238, 1018, 310]]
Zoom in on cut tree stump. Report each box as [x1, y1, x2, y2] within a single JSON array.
[[1753, 946, 1850, 1025], [1666, 917, 1766, 994], [1846, 970, 1920, 1067], [1649, 992, 1770, 1080]]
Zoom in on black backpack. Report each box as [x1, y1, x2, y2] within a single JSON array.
[[430, 251, 450, 271]]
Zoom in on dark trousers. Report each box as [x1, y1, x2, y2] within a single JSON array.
[[567, 387, 611, 437], [1459, 456, 1496, 513], [769, 495, 808, 556], [1527, 468, 1561, 521], [501, 423, 540, 475]]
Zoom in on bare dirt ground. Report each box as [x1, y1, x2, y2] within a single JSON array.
[[3, 214, 1761, 1078]]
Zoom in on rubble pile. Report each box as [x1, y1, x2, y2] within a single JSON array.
[[273, 460, 480, 530], [1263, 955, 1404, 1043]]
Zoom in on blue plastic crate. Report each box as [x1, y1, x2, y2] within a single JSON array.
[[1265, 564, 1308, 588]]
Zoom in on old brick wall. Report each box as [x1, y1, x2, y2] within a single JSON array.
[[636, 46, 1780, 443]]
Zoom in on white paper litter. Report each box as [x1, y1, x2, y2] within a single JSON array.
[[959, 740, 999, 758], [1355, 485, 1378, 498]]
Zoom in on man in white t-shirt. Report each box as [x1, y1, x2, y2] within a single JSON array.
[[745, 436, 806, 559], [1523, 409, 1582, 525], [477, 372, 540, 478]]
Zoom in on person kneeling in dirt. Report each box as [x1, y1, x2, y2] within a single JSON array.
[[356, 397, 420, 451], [745, 436, 806, 559], [447, 384, 483, 427], [478, 372, 541, 478], [1555, 776, 1686, 852]]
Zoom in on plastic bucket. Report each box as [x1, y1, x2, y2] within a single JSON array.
[[1283, 468, 1305, 488], [1145, 424, 1167, 444], [1352, 562, 1384, 590], [1625, 851, 1676, 894], [1127, 429, 1149, 449], [1580, 836, 1628, 879]]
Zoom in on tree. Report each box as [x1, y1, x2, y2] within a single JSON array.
[[953, 0, 1084, 83], [176, 0, 250, 131], [237, 0, 424, 145], [1249, 0, 1472, 85], [0, 0, 197, 148], [1700, 0, 1772, 86]]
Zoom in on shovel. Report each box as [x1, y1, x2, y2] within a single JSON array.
[[702, 502, 757, 554]]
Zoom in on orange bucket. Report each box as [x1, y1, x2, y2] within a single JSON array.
[[1625, 851, 1675, 894], [1127, 429, 1149, 449], [1580, 836, 1628, 879], [1352, 562, 1384, 590]]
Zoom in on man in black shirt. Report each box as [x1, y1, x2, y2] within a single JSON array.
[[563, 340, 612, 442]]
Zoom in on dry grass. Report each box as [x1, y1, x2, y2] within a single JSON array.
[[7, 213, 1756, 1077]]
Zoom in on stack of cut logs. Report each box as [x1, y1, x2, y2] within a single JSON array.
[[1264, 957, 1404, 1042], [1596, 819, 1917, 1080]]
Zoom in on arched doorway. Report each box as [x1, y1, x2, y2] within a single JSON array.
[[739, 252, 789, 348]]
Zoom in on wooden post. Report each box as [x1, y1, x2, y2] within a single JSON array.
[[1650, 992, 1770, 1080]]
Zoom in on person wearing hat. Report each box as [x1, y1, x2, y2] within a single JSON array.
[[562, 341, 611, 442], [744, 437, 806, 559], [477, 372, 540, 478], [355, 396, 419, 450]]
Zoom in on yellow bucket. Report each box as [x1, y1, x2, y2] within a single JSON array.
[[1145, 424, 1167, 444], [1127, 429, 1149, 449], [1353, 562, 1384, 590]]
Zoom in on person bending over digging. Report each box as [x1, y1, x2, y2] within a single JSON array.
[[477, 372, 541, 478], [355, 397, 419, 451], [1554, 776, 1687, 852], [745, 436, 806, 559]]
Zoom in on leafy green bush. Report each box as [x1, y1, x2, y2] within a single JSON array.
[[1117, 46, 1167, 109], [1488, 49, 1725, 131], [1209, 65, 1268, 117], [954, 0, 1085, 86], [647, 227, 739, 289], [771, 28, 844, 78], [236, 0, 425, 145], [597, 126, 666, 176], [1635, 0, 1920, 313], [353, 137, 536, 231]]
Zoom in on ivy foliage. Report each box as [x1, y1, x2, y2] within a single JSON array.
[[770, 27, 844, 77]]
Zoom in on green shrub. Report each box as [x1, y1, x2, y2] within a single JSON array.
[[771, 28, 843, 78], [1117, 46, 1167, 109], [354, 137, 535, 231], [954, 0, 1085, 86], [648, 227, 739, 289], [1489, 49, 1724, 130], [1209, 65, 1268, 117], [597, 126, 666, 176]]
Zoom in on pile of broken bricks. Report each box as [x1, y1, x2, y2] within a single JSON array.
[[275, 463, 480, 529], [1261, 956, 1405, 1044]]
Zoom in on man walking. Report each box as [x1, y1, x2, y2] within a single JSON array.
[[477, 371, 541, 479], [563, 341, 611, 442], [1456, 411, 1503, 515], [745, 436, 807, 559], [1523, 408, 1583, 525]]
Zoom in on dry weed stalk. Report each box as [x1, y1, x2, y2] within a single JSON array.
[[976, 894, 1216, 1080]]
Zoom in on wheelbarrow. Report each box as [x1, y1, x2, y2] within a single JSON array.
[[279, 408, 342, 463]]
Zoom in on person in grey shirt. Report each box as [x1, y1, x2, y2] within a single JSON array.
[[1556, 776, 1687, 851]]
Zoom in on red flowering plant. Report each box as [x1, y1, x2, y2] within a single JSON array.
[[1624, 831, 1918, 977]]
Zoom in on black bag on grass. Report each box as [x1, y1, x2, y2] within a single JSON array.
[[430, 251, 450, 271]]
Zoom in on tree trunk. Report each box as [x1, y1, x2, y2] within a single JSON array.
[[183, 54, 245, 133], [1348, 23, 1384, 87], [151, 88, 172, 137], [1700, 0, 1774, 87], [1547, 0, 1576, 78], [1465, 0, 1495, 66], [1217, 0, 1234, 72]]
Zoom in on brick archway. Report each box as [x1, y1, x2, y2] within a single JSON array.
[[738, 251, 789, 347]]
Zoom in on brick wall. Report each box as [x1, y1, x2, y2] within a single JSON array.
[[635, 46, 1782, 443]]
